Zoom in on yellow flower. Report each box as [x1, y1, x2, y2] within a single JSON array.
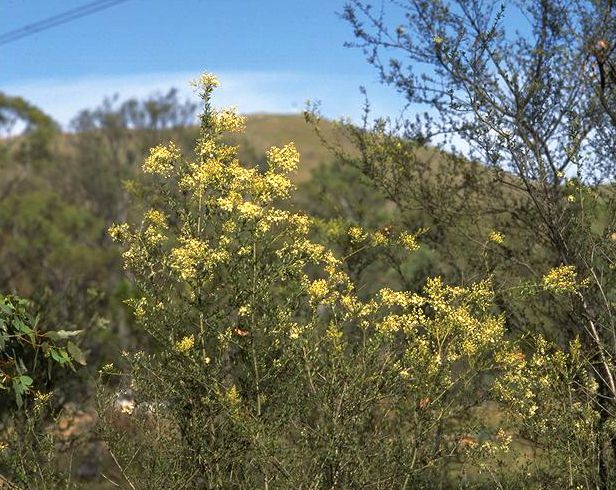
[[348, 226, 366, 243], [372, 231, 388, 246], [190, 72, 220, 91], [308, 279, 329, 301], [264, 172, 294, 198], [108, 223, 130, 242], [34, 391, 52, 405], [398, 231, 419, 251], [489, 231, 504, 244], [99, 362, 115, 374], [226, 385, 241, 405], [175, 335, 195, 353], [237, 201, 262, 219], [266, 143, 300, 173], [288, 323, 302, 340], [143, 142, 180, 177], [543, 265, 578, 294], [214, 107, 246, 133], [169, 238, 208, 281], [144, 209, 168, 229]]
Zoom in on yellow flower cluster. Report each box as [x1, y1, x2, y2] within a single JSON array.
[[143, 142, 180, 177], [169, 238, 229, 281], [226, 385, 241, 405], [543, 265, 578, 294], [398, 231, 419, 251], [175, 335, 195, 353], [372, 230, 389, 246], [190, 72, 220, 91], [308, 279, 329, 301], [238, 305, 251, 317], [143, 209, 168, 246], [108, 223, 131, 242], [263, 172, 294, 199], [170, 238, 208, 281], [99, 362, 115, 374], [489, 230, 505, 244], [33, 390, 51, 402], [144, 209, 167, 228], [237, 201, 262, 219], [348, 226, 367, 243], [288, 323, 303, 340], [379, 288, 421, 308], [266, 143, 300, 172], [213, 107, 246, 133]]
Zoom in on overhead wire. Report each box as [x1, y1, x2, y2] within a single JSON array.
[[0, 0, 131, 46]]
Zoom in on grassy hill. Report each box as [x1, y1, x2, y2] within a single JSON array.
[[231, 113, 354, 182]]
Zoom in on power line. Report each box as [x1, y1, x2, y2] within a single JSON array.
[[0, 0, 132, 47]]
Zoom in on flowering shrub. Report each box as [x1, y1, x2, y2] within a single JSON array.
[[102, 74, 600, 488]]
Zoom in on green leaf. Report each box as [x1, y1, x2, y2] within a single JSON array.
[[50, 348, 63, 363], [67, 341, 87, 366], [15, 391, 23, 409], [0, 302, 13, 315], [19, 375, 33, 387], [12, 318, 30, 333], [44, 329, 82, 341]]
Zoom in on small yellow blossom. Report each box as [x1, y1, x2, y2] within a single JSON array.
[[191, 72, 220, 91], [170, 238, 208, 281], [326, 324, 344, 348], [143, 142, 180, 177], [238, 246, 251, 256], [372, 231, 389, 246], [308, 279, 329, 301], [264, 172, 293, 198], [175, 335, 195, 353], [488, 231, 504, 244], [214, 107, 246, 133], [543, 265, 578, 294], [99, 362, 115, 374], [348, 226, 367, 243], [34, 391, 53, 405], [222, 220, 237, 234], [380, 288, 417, 308], [237, 201, 262, 219], [144, 219, 167, 246], [226, 385, 241, 405], [266, 143, 300, 173], [0, 441, 8, 451], [289, 213, 311, 234], [567, 194, 576, 203], [108, 223, 131, 242], [398, 231, 420, 251], [288, 323, 302, 340], [144, 209, 168, 229]]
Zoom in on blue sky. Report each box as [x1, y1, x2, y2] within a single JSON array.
[[1, 0, 405, 127]]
